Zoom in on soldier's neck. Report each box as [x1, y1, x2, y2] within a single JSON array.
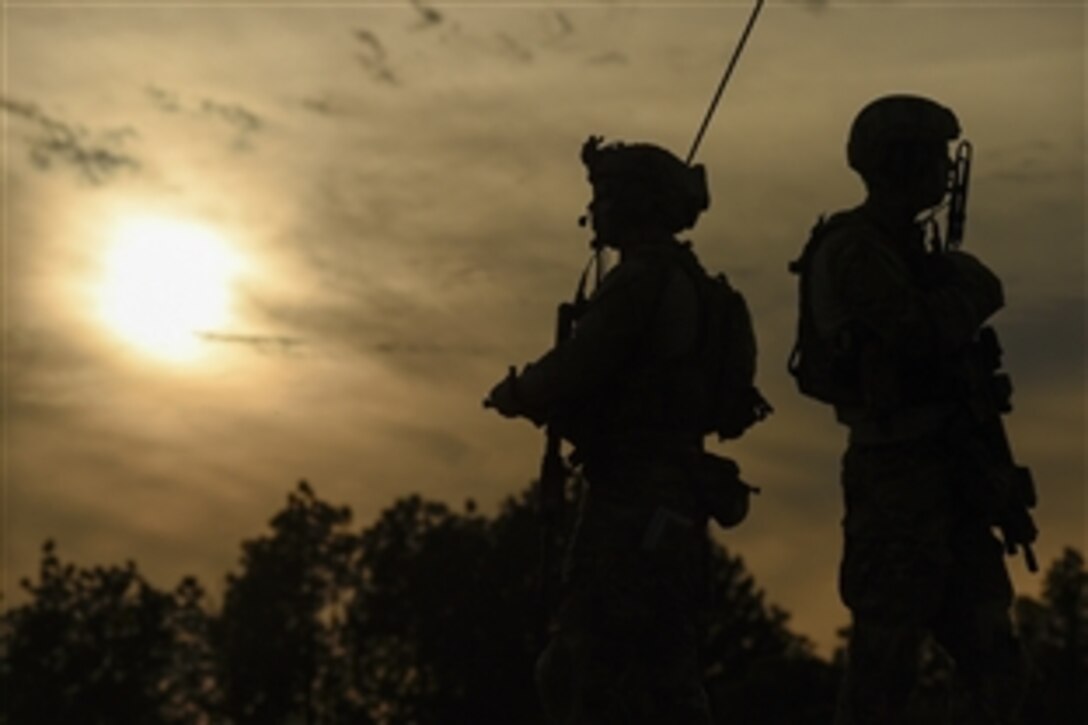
[[862, 194, 925, 233], [616, 232, 676, 259]]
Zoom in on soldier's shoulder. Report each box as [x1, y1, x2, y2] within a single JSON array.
[[819, 208, 876, 244], [594, 247, 666, 302], [608, 247, 658, 282], [812, 208, 881, 269], [619, 240, 694, 278]]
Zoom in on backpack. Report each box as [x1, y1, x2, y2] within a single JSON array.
[[786, 213, 864, 406], [676, 247, 772, 440]]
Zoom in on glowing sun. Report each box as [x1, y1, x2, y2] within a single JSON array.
[[98, 216, 242, 361]]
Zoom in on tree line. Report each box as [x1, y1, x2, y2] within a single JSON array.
[[1, 480, 1084, 724]]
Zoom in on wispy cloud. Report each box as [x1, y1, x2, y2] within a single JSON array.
[[354, 28, 400, 86], [142, 85, 263, 148], [408, 0, 444, 30], [495, 32, 534, 64], [1, 96, 140, 183], [199, 100, 262, 136], [197, 331, 303, 355], [3, 3, 1082, 657]]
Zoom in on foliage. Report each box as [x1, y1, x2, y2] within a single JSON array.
[[0, 541, 217, 724], [2, 484, 1084, 725], [701, 547, 838, 724], [343, 492, 541, 723], [212, 481, 356, 725], [1016, 546, 1088, 724]]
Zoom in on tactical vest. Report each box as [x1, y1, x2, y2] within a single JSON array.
[[566, 242, 769, 451], [788, 211, 962, 420]]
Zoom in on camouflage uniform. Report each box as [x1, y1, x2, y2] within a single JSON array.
[[808, 203, 1026, 724], [521, 238, 716, 725], [486, 139, 733, 724]]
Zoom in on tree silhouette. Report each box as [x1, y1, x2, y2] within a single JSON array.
[[343, 492, 540, 723], [213, 481, 356, 725], [342, 484, 834, 724], [0, 541, 215, 724], [3, 482, 1083, 724], [701, 546, 838, 724], [211, 481, 833, 723], [162, 575, 222, 723], [1016, 546, 1088, 724]]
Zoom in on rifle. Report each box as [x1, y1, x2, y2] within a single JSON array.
[[959, 327, 1039, 573], [945, 139, 972, 250], [533, 249, 605, 641], [534, 298, 576, 639], [940, 139, 1039, 573]]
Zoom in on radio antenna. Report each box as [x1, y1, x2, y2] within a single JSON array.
[[686, 0, 766, 165]]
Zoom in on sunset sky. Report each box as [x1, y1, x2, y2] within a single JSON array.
[[3, 0, 1084, 655]]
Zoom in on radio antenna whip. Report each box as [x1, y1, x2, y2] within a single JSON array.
[[685, 0, 766, 165]]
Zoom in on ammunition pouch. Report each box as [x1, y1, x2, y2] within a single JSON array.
[[985, 461, 1038, 541], [789, 333, 865, 408], [690, 452, 758, 529]]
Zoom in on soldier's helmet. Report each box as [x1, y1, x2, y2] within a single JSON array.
[[581, 136, 710, 233], [847, 95, 960, 181]]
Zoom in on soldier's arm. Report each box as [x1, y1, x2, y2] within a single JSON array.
[[829, 232, 1003, 359], [511, 256, 665, 423]]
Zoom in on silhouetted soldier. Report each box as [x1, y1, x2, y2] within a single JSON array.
[[486, 137, 767, 724], [788, 95, 1029, 724]]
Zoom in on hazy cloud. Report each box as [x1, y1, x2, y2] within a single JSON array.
[[551, 10, 575, 38], [199, 99, 262, 135], [300, 96, 336, 116], [4, 3, 1082, 657], [495, 32, 534, 64], [997, 296, 1086, 384], [381, 421, 473, 465], [197, 332, 304, 355], [587, 51, 628, 66], [142, 85, 263, 148], [145, 85, 183, 113], [407, 0, 444, 30], [353, 28, 400, 86], [1, 96, 140, 183]]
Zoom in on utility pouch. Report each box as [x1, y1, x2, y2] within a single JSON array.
[[692, 452, 759, 528], [641, 507, 695, 552]]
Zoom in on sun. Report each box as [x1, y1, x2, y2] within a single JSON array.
[[98, 215, 242, 361]]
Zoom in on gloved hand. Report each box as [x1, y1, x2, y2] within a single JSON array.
[[483, 366, 522, 418], [694, 453, 760, 529]]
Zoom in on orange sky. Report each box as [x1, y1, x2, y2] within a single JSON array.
[[3, 1, 1084, 655]]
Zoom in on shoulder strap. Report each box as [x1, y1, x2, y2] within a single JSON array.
[[787, 213, 838, 378], [669, 241, 718, 362], [788, 210, 862, 276]]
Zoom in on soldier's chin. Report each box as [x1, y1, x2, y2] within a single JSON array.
[[909, 190, 946, 217], [924, 181, 950, 206], [590, 229, 621, 250]]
